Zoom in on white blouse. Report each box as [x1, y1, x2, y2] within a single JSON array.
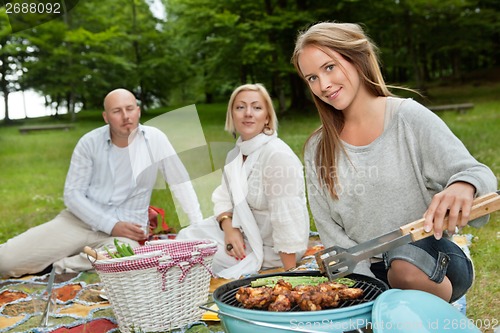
[[212, 137, 309, 265]]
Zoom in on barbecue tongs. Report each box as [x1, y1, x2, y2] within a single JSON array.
[[315, 190, 500, 280]]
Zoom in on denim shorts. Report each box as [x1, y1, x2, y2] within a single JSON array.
[[370, 237, 473, 303]]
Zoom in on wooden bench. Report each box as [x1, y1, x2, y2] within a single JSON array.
[[19, 124, 75, 134], [428, 103, 474, 114]]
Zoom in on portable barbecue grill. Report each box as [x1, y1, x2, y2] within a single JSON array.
[[205, 271, 389, 333]]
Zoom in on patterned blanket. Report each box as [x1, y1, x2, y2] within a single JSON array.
[[0, 271, 117, 333], [0, 270, 231, 333]]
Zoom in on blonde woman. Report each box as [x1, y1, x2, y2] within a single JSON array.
[[177, 84, 309, 279]]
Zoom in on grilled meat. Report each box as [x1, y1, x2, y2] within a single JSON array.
[[235, 286, 273, 309], [235, 278, 364, 311], [319, 282, 348, 291], [268, 279, 294, 311], [338, 287, 364, 300], [268, 294, 293, 311], [296, 291, 323, 311], [320, 290, 341, 308], [272, 279, 293, 295]]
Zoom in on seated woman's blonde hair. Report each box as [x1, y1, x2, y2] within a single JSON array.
[[225, 83, 278, 137]]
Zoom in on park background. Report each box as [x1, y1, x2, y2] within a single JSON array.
[[1, 0, 499, 331]]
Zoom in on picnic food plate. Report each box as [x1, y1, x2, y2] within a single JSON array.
[[99, 289, 108, 300], [201, 303, 220, 322]]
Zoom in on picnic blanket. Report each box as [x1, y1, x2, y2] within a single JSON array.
[[0, 271, 117, 333], [0, 270, 234, 333]]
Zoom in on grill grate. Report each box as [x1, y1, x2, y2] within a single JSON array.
[[218, 276, 386, 311]]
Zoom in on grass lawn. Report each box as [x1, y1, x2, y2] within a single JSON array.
[[0, 82, 498, 330]]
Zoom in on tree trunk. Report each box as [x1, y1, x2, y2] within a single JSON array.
[[421, 42, 430, 82], [288, 74, 310, 112], [452, 52, 461, 81], [62, 1, 76, 122], [404, 12, 425, 91], [130, 0, 146, 108], [277, 86, 286, 115], [264, 0, 287, 115], [271, 75, 287, 115], [2, 92, 10, 124], [0, 50, 12, 124]]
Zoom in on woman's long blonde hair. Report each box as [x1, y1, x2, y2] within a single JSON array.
[[291, 22, 393, 199]]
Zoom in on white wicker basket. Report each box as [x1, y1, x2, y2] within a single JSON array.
[[92, 239, 217, 333]]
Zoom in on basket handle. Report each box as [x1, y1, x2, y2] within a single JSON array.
[[158, 241, 217, 262], [194, 241, 218, 250], [83, 246, 107, 267], [83, 246, 107, 260]]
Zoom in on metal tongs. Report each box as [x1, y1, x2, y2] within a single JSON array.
[[315, 190, 500, 280]]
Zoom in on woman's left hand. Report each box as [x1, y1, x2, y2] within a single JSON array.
[[423, 182, 475, 240], [223, 227, 246, 260]]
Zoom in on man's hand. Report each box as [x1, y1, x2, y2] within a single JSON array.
[[111, 221, 147, 241], [423, 182, 475, 240]]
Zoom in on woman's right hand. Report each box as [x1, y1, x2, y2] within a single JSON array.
[[222, 221, 246, 260]]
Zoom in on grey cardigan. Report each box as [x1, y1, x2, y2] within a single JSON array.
[[305, 97, 497, 264]]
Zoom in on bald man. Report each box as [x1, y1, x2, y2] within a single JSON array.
[[0, 89, 203, 278]]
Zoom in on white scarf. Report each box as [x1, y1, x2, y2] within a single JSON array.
[[217, 132, 277, 279]]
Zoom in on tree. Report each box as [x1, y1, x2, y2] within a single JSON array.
[[2, 0, 500, 120], [0, 8, 31, 124], [21, 0, 163, 114], [165, 0, 316, 110]]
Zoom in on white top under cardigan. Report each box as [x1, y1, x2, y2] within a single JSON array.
[[213, 134, 310, 255], [178, 133, 310, 279]]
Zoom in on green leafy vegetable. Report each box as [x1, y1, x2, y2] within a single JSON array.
[[250, 276, 328, 288], [250, 276, 358, 288], [104, 239, 136, 258], [333, 277, 356, 287]]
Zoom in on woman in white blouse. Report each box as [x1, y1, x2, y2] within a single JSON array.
[[177, 83, 310, 279]]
